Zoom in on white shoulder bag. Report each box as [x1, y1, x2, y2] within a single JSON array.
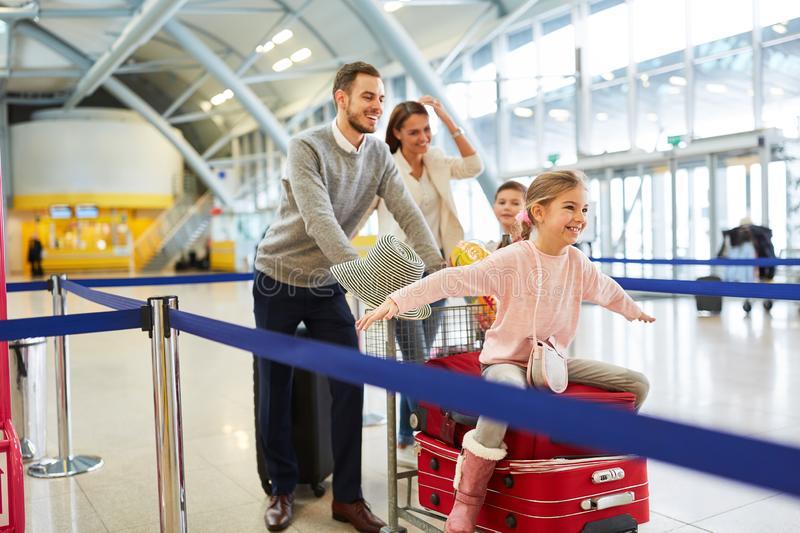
[[526, 249, 569, 393]]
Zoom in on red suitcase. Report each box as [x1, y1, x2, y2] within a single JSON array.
[[416, 433, 649, 533], [413, 352, 637, 459]]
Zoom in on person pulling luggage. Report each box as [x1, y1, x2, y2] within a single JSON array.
[[357, 170, 655, 533]]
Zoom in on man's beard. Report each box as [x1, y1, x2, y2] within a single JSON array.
[[346, 105, 376, 134]]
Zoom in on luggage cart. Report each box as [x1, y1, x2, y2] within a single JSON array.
[[362, 303, 492, 533]]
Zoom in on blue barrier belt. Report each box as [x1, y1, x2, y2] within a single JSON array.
[[7, 272, 253, 293], [615, 277, 800, 300], [60, 279, 144, 310], [592, 257, 800, 266], [0, 310, 142, 341], [7, 281, 48, 293], [169, 308, 800, 497]]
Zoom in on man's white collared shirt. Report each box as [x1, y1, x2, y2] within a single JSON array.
[[331, 120, 364, 154]]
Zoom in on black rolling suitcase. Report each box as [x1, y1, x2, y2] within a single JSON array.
[[253, 328, 333, 498], [695, 275, 723, 314]]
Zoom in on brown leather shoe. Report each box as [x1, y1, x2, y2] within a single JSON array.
[[264, 493, 294, 532], [332, 499, 387, 533]]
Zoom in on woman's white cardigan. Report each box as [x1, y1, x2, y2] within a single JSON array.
[[376, 147, 483, 257]]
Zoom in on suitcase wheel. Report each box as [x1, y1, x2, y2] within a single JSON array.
[[429, 492, 440, 506], [505, 513, 517, 529], [503, 474, 514, 488], [311, 483, 326, 498], [429, 457, 439, 471]]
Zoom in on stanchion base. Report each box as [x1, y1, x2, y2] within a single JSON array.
[[28, 455, 104, 478], [363, 413, 387, 426], [20, 438, 36, 461], [380, 526, 407, 533]]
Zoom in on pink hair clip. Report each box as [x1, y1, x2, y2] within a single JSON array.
[[515, 210, 531, 224]]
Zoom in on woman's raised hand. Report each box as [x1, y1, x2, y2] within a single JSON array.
[[355, 298, 400, 332], [419, 95, 447, 119]]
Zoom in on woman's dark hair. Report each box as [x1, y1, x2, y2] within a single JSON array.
[[385, 101, 429, 153], [494, 180, 527, 200]]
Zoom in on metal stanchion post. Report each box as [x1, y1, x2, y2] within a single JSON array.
[[147, 296, 188, 533], [382, 318, 407, 533], [29, 274, 104, 478]]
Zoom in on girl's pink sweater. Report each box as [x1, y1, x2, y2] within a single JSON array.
[[389, 241, 642, 366]]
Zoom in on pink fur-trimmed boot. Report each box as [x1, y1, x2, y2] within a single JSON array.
[[445, 430, 507, 533]]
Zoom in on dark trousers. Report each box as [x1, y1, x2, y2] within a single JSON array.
[[253, 271, 363, 502]]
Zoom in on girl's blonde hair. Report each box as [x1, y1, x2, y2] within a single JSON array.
[[520, 170, 588, 241]]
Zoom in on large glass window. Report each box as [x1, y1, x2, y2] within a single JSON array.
[[694, 52, 754, 137], [586, 0, 628, 78], [590, 82, 629, 154], [691, 0, 753, 57], [632, 0, 686, 66], [636, 69, 687, 150], [505, 26, 538, 171], [539, 13, 575, 92], [543, 85, 576, 164], [759, 0, 800, 40], [762, 39, 800, 137]]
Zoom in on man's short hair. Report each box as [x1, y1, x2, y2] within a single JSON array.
[[332, 62, 381, 99]]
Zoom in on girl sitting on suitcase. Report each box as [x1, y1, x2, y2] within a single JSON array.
[[356, 170, 655, 533]]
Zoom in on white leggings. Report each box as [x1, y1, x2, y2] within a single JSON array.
[[474, 359, 650, 449]]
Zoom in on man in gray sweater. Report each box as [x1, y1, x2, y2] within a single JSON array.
[[253, 62, 443, 532]]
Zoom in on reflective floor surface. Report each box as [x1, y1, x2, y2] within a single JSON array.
[[8, 280, 800, 532]]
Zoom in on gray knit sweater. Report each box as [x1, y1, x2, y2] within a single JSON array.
[[255, 125, 442, 288]]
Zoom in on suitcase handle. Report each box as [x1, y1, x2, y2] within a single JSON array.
[[580, 491, 634, 511]]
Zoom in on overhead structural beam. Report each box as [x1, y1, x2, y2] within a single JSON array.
[[350, 0, 499, 199], [162, 0, 313, 119], [17, 21, 234, 207], [0, 2, 38, 20], [164, 19, 290, 153], [63, 0, 189, 110]]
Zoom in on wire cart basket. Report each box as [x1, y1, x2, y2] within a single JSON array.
[[362, 302, 494, 533]]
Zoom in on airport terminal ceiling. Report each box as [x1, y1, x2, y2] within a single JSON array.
[[0, 0, 564, 153]]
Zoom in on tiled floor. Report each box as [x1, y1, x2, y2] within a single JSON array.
[[7, 280, 800, 532]]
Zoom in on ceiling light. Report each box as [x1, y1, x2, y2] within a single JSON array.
[[669, 75, 687, 87], [640, 73, 649, 82], [705, 83, 727, 94], [290, 48, 312, 63], [770, 86, 785, 96], [646, 112, 659, 122], [384, 1, 403, 12], [595, 112, 609, 122], [256, 41, 275, 54], [272, 29, 293, 44], [210, 93, 227, 106], [772, 22, 787, 34], [272, 58, 293, 72], [222, 89, 233, 99], [200, 101, 212, 112], [513, 107, 534, 118], [601, 72, 615, 82], [548, 108, 570, 122]]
